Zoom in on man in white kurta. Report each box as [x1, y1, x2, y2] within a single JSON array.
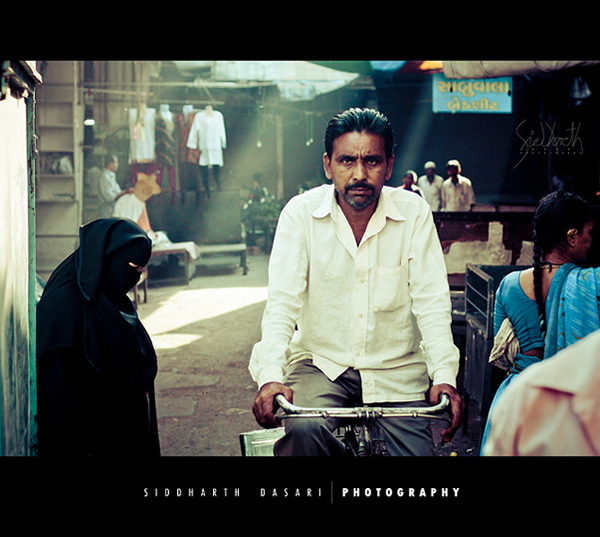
[[417, 161, 444, 211], [250, 108, 462, 456], [441, 159, 476, 211]]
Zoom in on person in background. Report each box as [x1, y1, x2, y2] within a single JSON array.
[[98, 154, 133, 218], [417, 161, 443, 211], [441, 159, 475, 211], [480, 190, 598, 453], [250, 108, 463, 456], [482, 329, 600, 456], [401, 170, 424, 197], [36, 218, 160, 457]]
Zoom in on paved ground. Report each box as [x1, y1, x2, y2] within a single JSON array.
[[137, 253, 269, 456], [137, 252, 480, 457]]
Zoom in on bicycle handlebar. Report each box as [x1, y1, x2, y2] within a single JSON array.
[[274, 393, 450, 420]]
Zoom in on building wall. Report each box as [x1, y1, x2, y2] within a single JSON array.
[[0, 66, 38, 455]]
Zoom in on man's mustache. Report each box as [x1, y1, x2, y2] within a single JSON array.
[[346, 182, 375, 193]]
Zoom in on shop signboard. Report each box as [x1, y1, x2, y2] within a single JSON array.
[[432, 72, 512, 114]]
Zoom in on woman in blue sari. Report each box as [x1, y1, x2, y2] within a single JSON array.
[[480, 191, 597, 453]]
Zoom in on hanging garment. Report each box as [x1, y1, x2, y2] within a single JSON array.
[[155, 114, 176, 168], [176, 111, 200, 164], [129, 107, 156, 163], [187, 109, 227, 166]]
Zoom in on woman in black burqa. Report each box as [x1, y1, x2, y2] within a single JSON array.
[[36, 218, 160, 457]]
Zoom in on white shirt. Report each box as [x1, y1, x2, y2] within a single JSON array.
[[441, 176, 476, 211], [417, 174, 444, 211], [128, 107, 156, 163], [249, 184, 459, 403], [113, 192, 144, 222], [187, 110, 227, 166], [98, 168, 122, 218]]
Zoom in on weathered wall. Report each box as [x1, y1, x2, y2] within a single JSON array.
[[0, 88, 34, 455]]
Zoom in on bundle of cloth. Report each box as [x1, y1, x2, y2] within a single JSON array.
[[113, 172, 161, 240], [113, 172, 200, 259]]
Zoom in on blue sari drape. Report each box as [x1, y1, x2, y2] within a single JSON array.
[[480, 263, 600, 454], [544, 263, 600, 359]]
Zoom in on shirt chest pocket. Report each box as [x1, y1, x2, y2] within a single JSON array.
[[373, 262, 410, 312]]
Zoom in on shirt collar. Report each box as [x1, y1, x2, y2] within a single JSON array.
[[311, 185, 336, 219], [311, 185, 406, 223]]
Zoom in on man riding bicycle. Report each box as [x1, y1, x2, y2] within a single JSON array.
[[249, 108, 463, 456]]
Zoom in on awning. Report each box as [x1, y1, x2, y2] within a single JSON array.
[[442, 60, 600, 79], [310, 60, 444, 75], [172, 61, 363, 101]]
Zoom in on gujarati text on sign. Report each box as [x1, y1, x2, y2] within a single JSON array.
[[432, 73, 512, 114]]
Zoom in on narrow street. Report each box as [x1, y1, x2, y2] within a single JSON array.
[[137, 253, 270, 456], [137, 252, 479, 457]]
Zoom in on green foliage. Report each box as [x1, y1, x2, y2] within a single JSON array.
[[242, 185, 282, 227]]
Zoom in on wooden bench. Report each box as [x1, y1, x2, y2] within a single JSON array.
[[196, 243, 248, 275], [148, 247, 196, 285]]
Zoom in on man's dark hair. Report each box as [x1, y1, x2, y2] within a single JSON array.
[[324, 108, 396, 160]]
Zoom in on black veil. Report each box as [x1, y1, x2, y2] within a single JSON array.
[[37, 217, 157, 391]]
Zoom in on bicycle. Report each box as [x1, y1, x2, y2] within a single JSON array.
[[273, 393, 451, 456]]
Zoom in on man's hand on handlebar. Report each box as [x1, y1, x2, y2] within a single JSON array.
[[429, 383, 464, 443], [252, 381, 294, 428]]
